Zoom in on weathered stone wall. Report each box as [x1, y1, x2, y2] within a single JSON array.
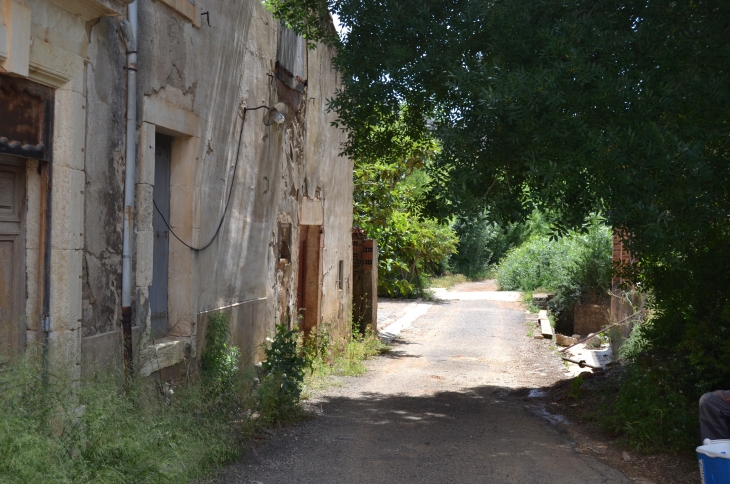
[[16, 0, 352, 377], [82, 16, 126, 338]]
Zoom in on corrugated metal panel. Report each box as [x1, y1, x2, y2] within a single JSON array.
[[150, 134, 171, 338]]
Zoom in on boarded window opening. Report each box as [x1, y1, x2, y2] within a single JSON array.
[[337, 260, 344, 291], [279, 223, 292, 261]]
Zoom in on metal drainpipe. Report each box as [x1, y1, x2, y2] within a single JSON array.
[[41, 161, 53, 385], [121, 0, 138, 377]]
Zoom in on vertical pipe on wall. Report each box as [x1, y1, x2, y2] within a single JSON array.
[[41, 161, 52, 385], [121, 0, 138, 376]]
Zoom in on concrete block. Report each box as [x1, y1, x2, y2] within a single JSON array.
[[170, 136, 199, 188], [24, 246, 40, 330], [135, 183, 154, 231], [138, 123, 156, 185], [1, 0, 31, 76], [47, 329, 81, 382], [540, 317, 553, 339], [51, 165, 84, 250], [24, 160, 41, 249], [81, 330, 122, 380], [49, 248, 82, 332], [52, 89, 86, 170], [168, 272, 195, 336], [135, 229, 153, 287], [139, 337, 187, 377], [143, 95, 200, 137], [29, 37, 84, 92], [169, 185, 193, 230]]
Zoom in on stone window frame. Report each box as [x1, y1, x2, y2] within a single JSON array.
[[137, 94, 201, 376], [156, 0, 201, 28]]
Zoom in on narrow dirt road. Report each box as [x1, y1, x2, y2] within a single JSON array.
[[218, 283, 631, 483]]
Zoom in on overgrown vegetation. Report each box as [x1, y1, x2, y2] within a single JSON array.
[[0, 313, 386, 482], [352, 113, 458, 298], [599, 362, 699, 451], [256, 324, 307, 424], [496, 215, 612, 322], [302, 323, 386, 396], [0, 351, 240, 483], [266, 0, 730, 453], [449, 214, 530, 280]]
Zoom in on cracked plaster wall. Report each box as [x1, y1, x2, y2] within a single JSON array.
[[81, 16, 126, 338], [74, 0, 352, 373]]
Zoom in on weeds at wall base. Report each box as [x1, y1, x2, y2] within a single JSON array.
[[301, 324, 387, 398], [0, 315, 387, 483]]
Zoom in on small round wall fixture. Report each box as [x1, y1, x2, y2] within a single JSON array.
[[263, 102, 288, 126]]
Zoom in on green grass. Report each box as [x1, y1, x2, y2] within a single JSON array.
[[427, 273, 469, 289], [0, 315, 389, 483], [521, 291, 541, 313], [0, 354, 244, 484], [302, 327, 387, 397]]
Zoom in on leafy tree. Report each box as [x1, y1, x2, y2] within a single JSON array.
[[266, 0, 730, 404], [352, 115, 457, 296]]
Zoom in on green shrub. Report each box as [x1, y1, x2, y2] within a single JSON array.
[[201, 312, 242, 405], [496, 216, 612, 318], [302, 323, 386, 396], [256, 324, 306, 424], [601, 363, 698, 451]]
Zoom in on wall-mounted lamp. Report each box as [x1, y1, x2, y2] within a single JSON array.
[[262, 102, 288, 126]]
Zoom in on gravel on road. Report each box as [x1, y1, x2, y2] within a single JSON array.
[[216, 284, 632, 483]]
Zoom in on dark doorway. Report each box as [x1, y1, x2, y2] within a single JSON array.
[[150, 134, 171, 338], [0, 155, 26, 357]]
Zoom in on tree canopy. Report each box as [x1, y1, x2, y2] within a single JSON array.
[[267, 0, 730, 389]]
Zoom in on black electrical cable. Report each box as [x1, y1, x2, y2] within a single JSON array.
[[152, 105, 269, 252]]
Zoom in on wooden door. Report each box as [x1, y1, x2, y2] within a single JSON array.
[[0, 157, 26, 358], [296, 225, 307, 330], [297, 225, 322, 335], [150, 134, 171, 338]]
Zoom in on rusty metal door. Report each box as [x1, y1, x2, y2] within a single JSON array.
[[150, 134, 171, 338], [0, 156, 26, 357]]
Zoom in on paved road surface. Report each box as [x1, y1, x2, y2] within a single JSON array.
[[217, 287, 630, 483]]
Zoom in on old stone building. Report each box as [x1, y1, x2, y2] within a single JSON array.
[[0, 0, 353, 381]]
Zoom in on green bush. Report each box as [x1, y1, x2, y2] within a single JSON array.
[[450, 210, 554, 280], [201, 312, 242, 405], [496, 217, 612, 318], [256, 324, 306, 424], [601, 363, 698, 451]]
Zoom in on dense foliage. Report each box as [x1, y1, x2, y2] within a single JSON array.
[[266, 0, 730, 434], [450, 210, 556, 278], [351, 113, 457, 297], [497, 217, 612, 321]]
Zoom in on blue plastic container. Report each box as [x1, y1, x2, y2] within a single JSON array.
[[697, 440, 730, 484]]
